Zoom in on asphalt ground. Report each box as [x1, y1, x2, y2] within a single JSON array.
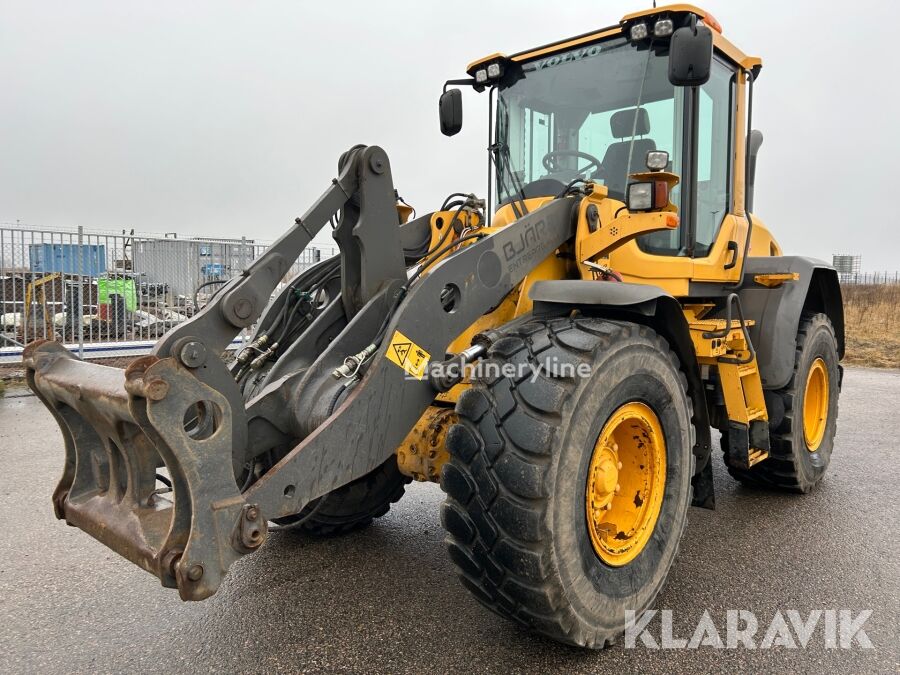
[[1, 366, 898, 673]]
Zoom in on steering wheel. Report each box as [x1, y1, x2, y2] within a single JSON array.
[[541, 150, 604, 177]]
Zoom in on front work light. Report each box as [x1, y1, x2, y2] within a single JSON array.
[[627, 180, 669, 211], [473, 61, 504, 86], [629, 23, 648, 40], [653, 19, 674, 37]]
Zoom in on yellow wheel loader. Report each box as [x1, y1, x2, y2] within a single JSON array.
[[25, 4, 843, 648]]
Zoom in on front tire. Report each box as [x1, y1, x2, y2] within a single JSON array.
[[441, 315, 694, 648], [272, 456, 409, 535]]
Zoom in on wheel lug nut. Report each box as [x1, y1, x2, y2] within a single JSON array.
[[617, 461, 623, 470], [615, 484, 620, 494]]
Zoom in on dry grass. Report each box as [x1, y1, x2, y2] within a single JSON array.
[[841, 284, 900, 369]]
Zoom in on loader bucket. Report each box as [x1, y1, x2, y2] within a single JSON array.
[[24, 340, 264, 600]]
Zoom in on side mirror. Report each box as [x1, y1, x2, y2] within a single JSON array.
[[439, 88, 463, 137], [668, 21, 713, 86]]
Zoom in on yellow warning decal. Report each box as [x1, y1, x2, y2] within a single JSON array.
[[386, 330, 430, 379]]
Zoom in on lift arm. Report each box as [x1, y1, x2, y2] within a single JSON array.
[[24, 145, 578, 601]]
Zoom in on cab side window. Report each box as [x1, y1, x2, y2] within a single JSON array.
[[695, 59, 735, 256]]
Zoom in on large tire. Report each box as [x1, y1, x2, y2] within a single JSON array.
[[272, 456, 409, 535], [441, 315, 694, 648], [723, 312, 840, 492]]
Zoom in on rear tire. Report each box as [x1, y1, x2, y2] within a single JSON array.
[[441, 315, 694, 648], [272, 456, 409, 535], [723, 313, 840, 492]]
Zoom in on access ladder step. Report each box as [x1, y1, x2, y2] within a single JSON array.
[[747, 448, 770, 467], [738, 364, 758, 378], [725, 419, 771, 470], [746, 406, 767, 422]]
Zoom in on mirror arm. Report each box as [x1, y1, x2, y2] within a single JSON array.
[[443, 78, 476, 93]]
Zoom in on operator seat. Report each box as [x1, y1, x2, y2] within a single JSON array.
[[600, 107, 656, 198]]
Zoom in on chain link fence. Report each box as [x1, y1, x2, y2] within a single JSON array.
[[837, 271, 900, 285], [4, 221, 898, 363], [1, 223, 336, 362]]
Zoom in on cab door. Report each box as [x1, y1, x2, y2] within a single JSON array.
[[691, 56, 745, 283], [610, 54, 741, 293]]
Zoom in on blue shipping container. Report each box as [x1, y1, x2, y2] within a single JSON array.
[[201, 263, 226, 276], [29, 243, 107, 276]]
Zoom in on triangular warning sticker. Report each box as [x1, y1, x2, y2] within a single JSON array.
[[385, 330, 431, 379], [392, 342, 412, 364]]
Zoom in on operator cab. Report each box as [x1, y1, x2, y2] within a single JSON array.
[[440, 4, 771, 289], [488, 23, 729, 259]]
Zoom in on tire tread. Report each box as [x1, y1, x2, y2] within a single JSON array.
[[442, 315, 693, 648]]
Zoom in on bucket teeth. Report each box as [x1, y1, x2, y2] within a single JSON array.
[[24, 340, 263, 601]]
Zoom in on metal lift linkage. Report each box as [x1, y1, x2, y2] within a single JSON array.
[[24, 145, 578, 600]]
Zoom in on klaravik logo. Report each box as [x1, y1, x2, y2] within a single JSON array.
[[624, 609, 874, 650]]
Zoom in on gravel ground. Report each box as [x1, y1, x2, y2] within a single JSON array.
[[1, 367, 898, 673]]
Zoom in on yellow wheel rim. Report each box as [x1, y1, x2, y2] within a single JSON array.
[[803, 358, 829, 452], [585, 402, 666, 566]]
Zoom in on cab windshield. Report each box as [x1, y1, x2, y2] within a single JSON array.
[[496, 34, 737, 258], [496, 35, 684, 251], [496, 36, 681, 202]]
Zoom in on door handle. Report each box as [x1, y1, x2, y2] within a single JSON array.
[[724, 240, 739, 270]]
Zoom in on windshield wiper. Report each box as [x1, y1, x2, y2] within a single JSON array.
[[624, 45, 654, 190], [489, 141, 530, 218]]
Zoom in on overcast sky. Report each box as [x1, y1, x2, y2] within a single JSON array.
[[1, 1, 897, 270]]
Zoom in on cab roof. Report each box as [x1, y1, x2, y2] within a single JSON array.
[[466, 4, 761, 76]]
